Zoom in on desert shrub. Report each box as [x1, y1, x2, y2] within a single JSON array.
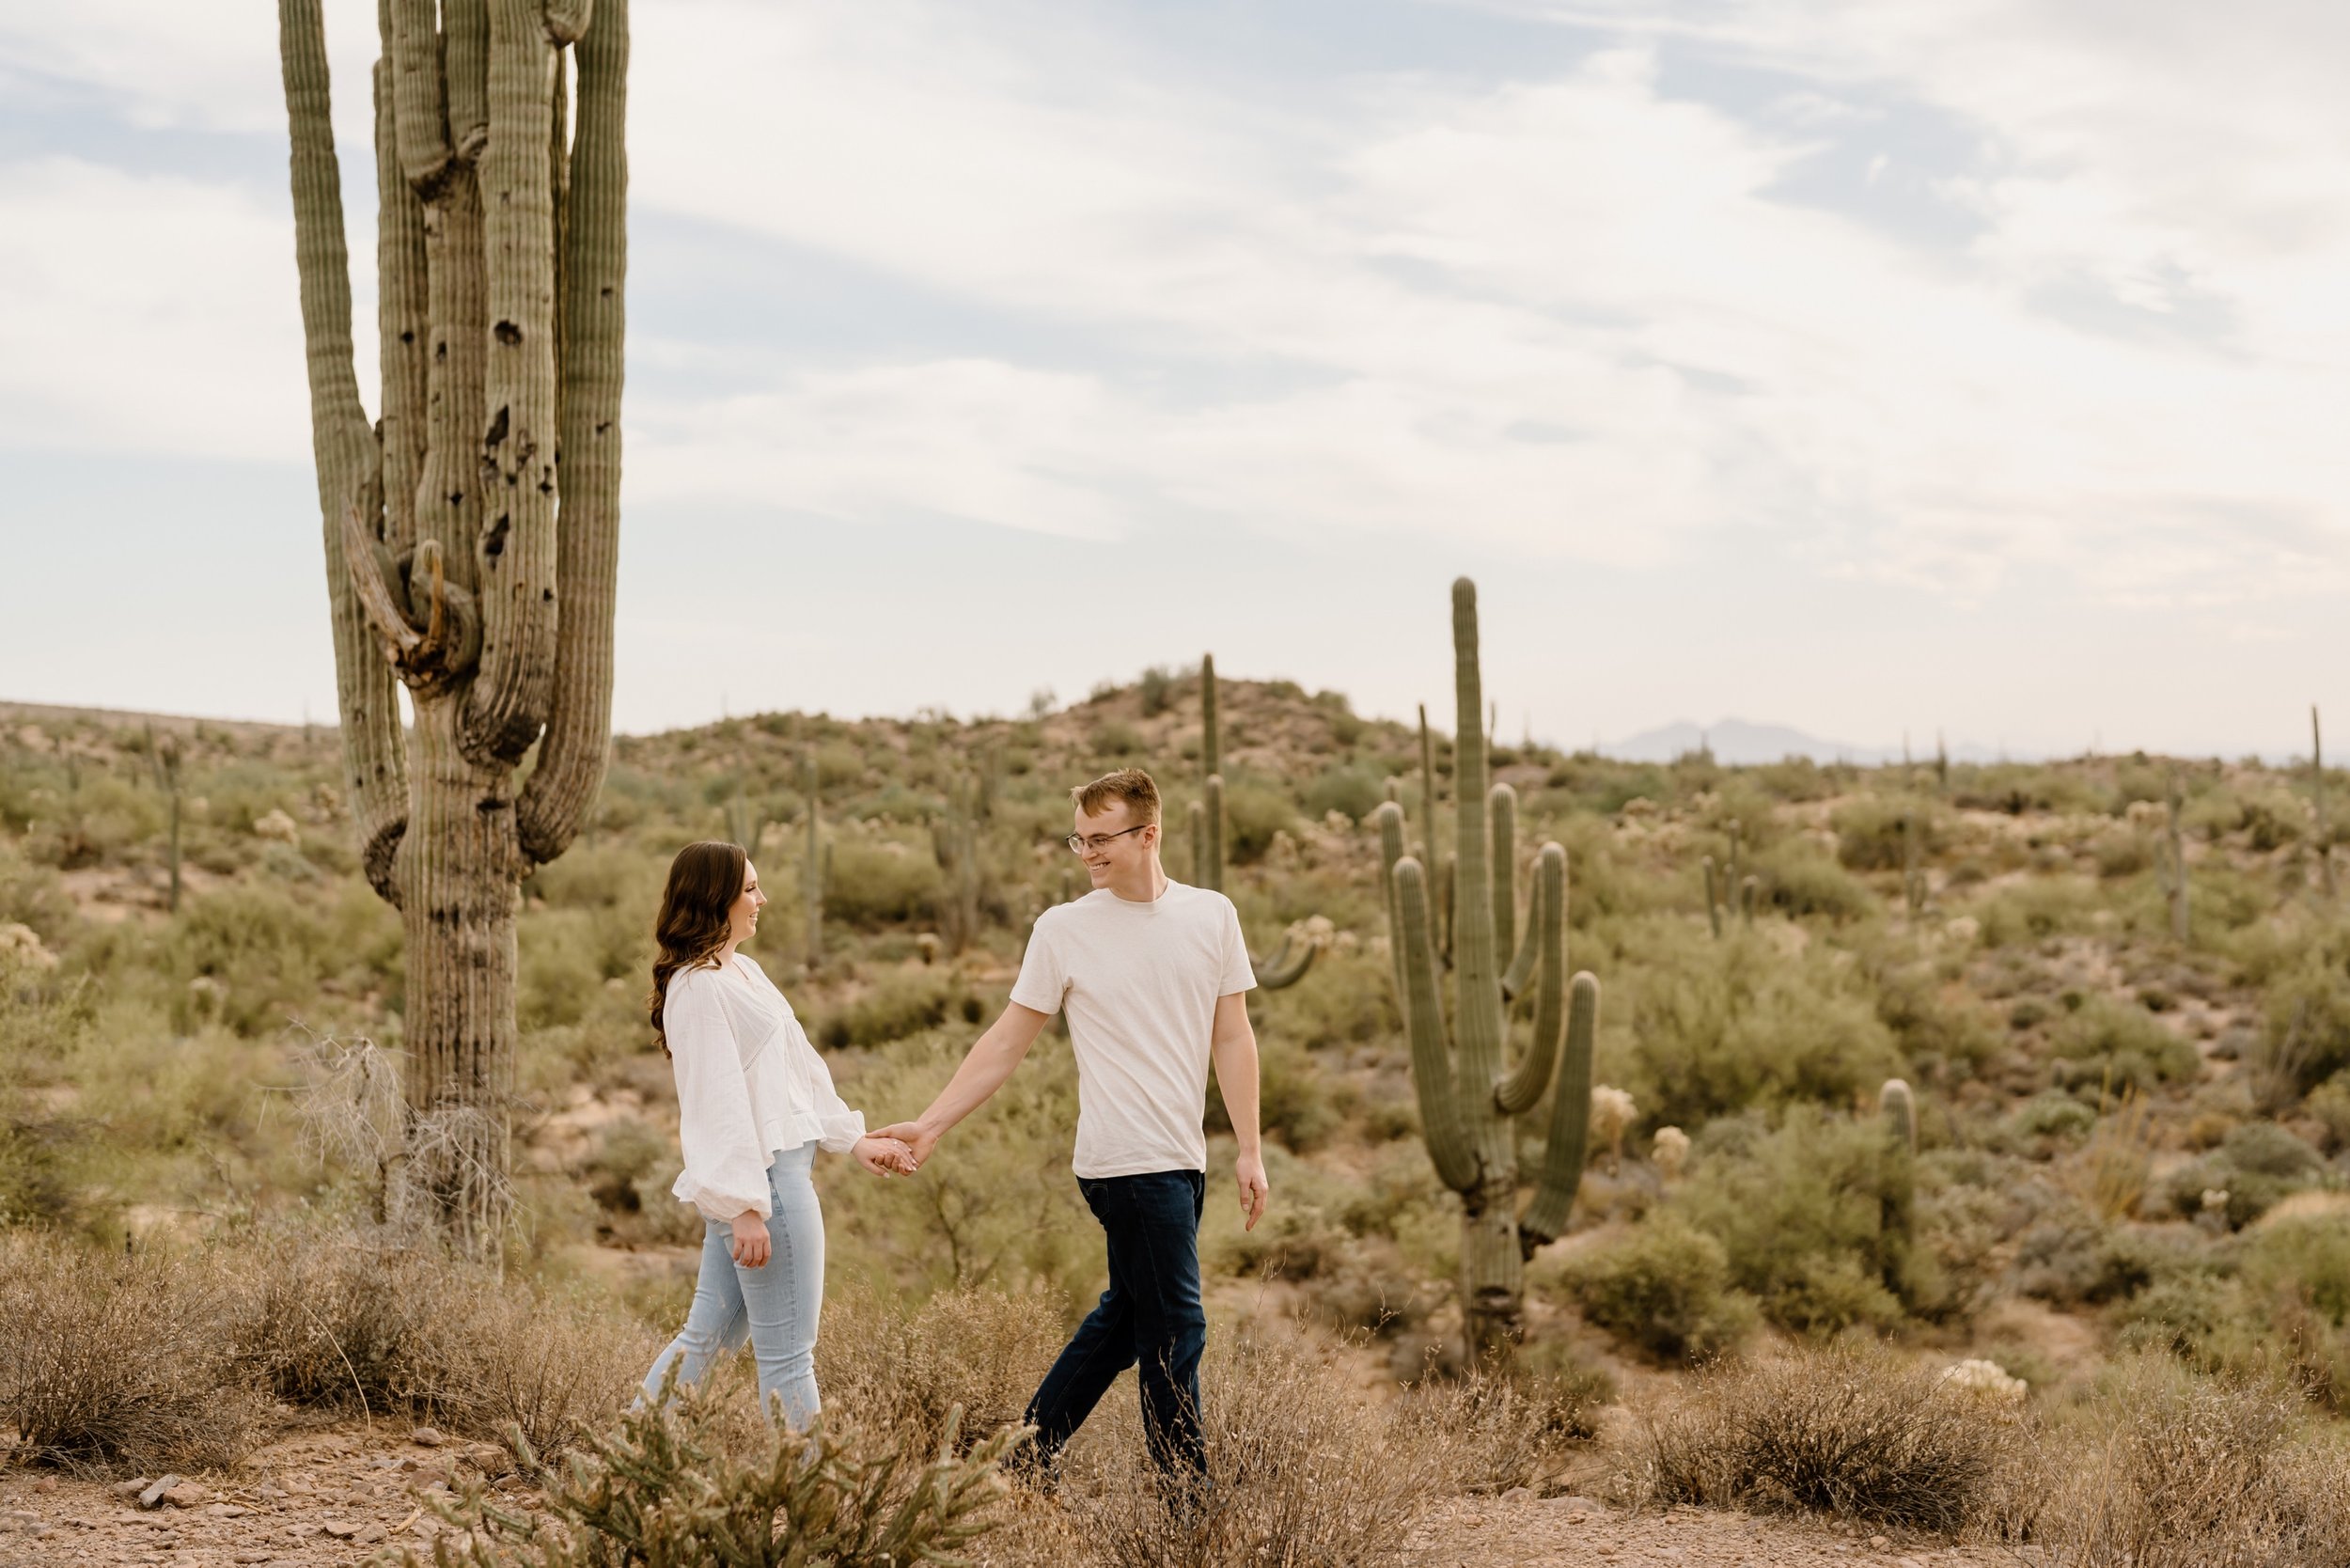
[[415, 1366, 1019, 1568], [822, 834, 944, 926], [816, 968, 973, 1049], [1555, 1215, 1756, 1362], [143, 878, 402, 1035], [1623, 1341, 2015, 1531], [1829, 793, 1942, 871], [1217, 1198, 1349, 1282], [2252, 943, 2350, 1098], [2014, 1217, 2171, 1308], [1973, 875, 2105, 947], [231, 1226, 652, 1453], [1670, 1105, 1929, 1332], [1749, 838, 1874, 920], [0, 1232, 261, 1469], [1620, 920, 1903, 1127], [1074, 1323, 1435, 1568], [2019, 1354, 2350, 1568], [0, 945, 91, 1225], [2048, 995, 2201, 1091], [817, 1031, 1094, 1300], [2237, 1212, 2350, 1407], [0, 844, 77, 945], [2005, 1089, 2098, 1146], [2159, 1121, 2324, 1230], [1218, 779, 1297, 865], [817, 1281, 1067, 1457], [2308, 1071, 2350, 1151], [1873, 963, 2002, 1079], [1390, 1353, 1604, 1494], [1299, 762, 1386, 825]]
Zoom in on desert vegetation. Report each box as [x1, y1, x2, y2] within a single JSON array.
[[8, 660, 2350, 1562]]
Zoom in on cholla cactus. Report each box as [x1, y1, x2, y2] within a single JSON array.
[[1589, 1085, 1637, 1166], [1375, 578, 1600, 1352], [277, 0, 631, 1250], [1651, 1124, 1690, 1182], [1937, 1358, 2028, 1407]]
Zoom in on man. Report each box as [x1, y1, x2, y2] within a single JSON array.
[[879, 767, 1268, 1483]]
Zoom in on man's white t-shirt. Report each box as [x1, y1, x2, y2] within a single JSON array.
[[1010, 880, 1257, 1179]]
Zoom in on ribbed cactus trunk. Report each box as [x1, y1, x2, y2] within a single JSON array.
[[802, 753, 824, 971], [2316, 707, 2334, 899], [1378, 579, 1597, 1356], [278, 0, 627, 1255]]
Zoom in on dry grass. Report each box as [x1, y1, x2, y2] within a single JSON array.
[[1622, 1341, 2017, 1532], [817, 1279, 1067, 1457], [0, 1232, 263, 1470], [2013, 1355, 2350, 1568], [1390, 1354, 1603, 1496], [1061, 1320, 1443, 1568]]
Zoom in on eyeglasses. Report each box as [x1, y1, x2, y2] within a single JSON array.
[[1063, 825, 1150, 855]]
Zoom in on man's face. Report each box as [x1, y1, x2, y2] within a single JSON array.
[[1072, 800, 1154, 886]]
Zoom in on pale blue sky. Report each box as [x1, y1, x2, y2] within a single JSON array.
[[2, 0, 2345, 757]]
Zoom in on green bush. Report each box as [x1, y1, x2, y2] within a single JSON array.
[[1219, 779, 1297, 864], [1972, 875, 2105, 947], [822, 835, 943, 926], [1557, 1215, 1756, 1361], [1829, 794, 1941, 872], [1301, 763, 1386, 825], [1619, 921, 1903, 1128], [1670, 1105, 1927, 1334], [1749, 839, 1874, 921], [2047, 995, 2201, 1091], [2159, 1121, 2325, 1229], [816, 969, 977, 1051]]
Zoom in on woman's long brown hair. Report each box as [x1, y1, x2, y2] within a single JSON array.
[[649, 840, 747, 1055]]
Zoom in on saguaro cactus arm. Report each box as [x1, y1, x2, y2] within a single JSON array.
[[1490, 782, 1517, 964], [1250, 929, 1317, 989], [1518, 971, 1598, 1251], [460, 0, 563, 764], [1199, 652, 1219, 782], [1495, 843, 1566, 1117], [1394, 855, 1478, 1193], [1448, 578, 1505, 1100], [280, 0, 409, 905], [516, 0, 626, 866]]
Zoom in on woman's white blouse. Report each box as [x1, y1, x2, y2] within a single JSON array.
[[665, 953, 865, 1220]]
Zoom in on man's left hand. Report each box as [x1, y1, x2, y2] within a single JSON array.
[[1235, 1151, 1269, 1231]]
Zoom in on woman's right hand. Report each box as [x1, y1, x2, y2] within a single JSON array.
[[728, 1210, 771, 1268]]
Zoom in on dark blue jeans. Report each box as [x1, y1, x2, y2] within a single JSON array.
[[1024, 1168, 1207, 1480]]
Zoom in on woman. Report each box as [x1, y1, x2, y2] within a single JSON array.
[[640, 839, 914, 1425]]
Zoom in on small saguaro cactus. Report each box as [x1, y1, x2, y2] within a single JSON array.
[[1902, 812, 1927, 917], [802, 753, 827, 970], [2315, 706, 2333, 899], [147, 724, 184, 916], [2159, 769, 2190, 945], [1188, 653, 1318, 990], [723, 787, 772, 857], [1877, 1077, 1919, 1294], [1701, 854, 1722, 940], [1739, 874, 1760, 924], [931, 764, 989, 956], [1376, 577, 1600, 1355]]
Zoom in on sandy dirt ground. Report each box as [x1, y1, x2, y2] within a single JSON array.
[[0, 1420, 2022, 1568]]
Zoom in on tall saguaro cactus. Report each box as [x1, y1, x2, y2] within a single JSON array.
[[278, 0, 627, 1250], [1376, 579, 1599, 1354], [1187, 653, 1318, 989]]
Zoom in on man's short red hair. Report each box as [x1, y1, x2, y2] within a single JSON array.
[[1072, 768, 1161, 824]]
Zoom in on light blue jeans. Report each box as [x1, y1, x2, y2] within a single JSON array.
[[641, 1140, 825, 1425]]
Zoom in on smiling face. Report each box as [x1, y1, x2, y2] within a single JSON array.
[[1072, 800, 1156, 888], [728, 860, 768, 946]]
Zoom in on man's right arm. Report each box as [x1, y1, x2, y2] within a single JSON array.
[[877, 1002, 1052, 1167]]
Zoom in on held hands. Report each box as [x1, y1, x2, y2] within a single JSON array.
[[873, 1121, 940, 1171], [854, 1135, 918, 1177]]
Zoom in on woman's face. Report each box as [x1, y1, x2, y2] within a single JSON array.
[[728, 861, 767, 946]]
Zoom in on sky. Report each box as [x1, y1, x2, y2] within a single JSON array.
[[2, 0, 2345, 758]]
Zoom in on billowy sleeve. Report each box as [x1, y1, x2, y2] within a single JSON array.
[[666, 969, 773, 1220], [785, 1011, 867, 1154]]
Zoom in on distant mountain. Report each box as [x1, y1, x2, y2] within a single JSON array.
[[1599, 717, 2014, 767]]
